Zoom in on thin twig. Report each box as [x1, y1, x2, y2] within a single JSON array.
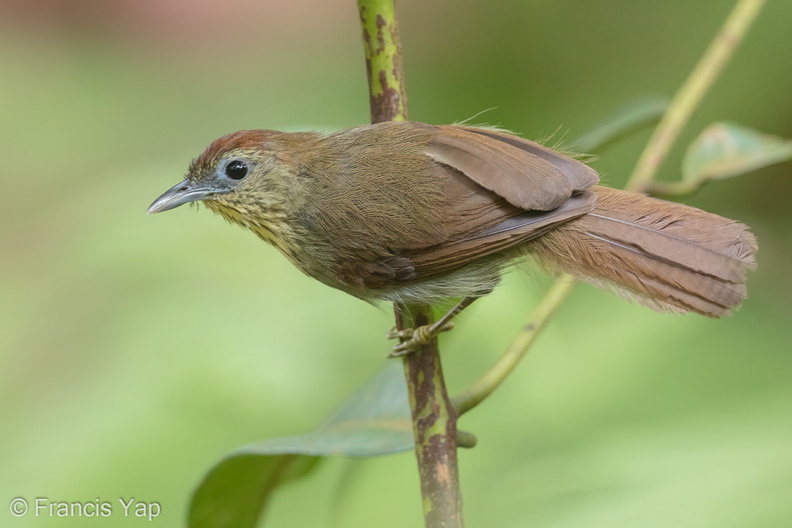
[[453, 0, 766, 416], [452, 275, 577, 415], [628, 0, 766, 193]]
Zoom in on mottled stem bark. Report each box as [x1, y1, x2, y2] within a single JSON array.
[[358, 0, 408, 123], [394, 304, 463, 528], [357, 1, 464, 527]]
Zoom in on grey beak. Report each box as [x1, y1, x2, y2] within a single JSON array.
[[147, 180, 216, 214]]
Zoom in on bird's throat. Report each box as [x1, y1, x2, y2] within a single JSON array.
[[206, 201, 297, 262]]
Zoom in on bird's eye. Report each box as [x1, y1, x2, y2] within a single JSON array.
[[225, 160, 248, 180]]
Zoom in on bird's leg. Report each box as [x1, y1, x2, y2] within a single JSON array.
[[387, 297, 479, 357]]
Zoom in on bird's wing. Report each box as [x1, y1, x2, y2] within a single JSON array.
[[425, 125, 598, 210], [402, 125, 598, 277], [403, 185, 596, 278], [337, 125, 599, 287]]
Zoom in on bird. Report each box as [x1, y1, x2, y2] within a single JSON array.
[[148, 121, 757, 352]]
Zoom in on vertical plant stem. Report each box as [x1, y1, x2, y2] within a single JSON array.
[[358, 0, 409, 123], [395, 305, 463, 528], [628, 0, 766, 192], [358, 1, 463, 527]]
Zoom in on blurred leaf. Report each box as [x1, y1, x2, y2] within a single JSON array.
[[683, 122, 792, 183], [190, 454, 320, 528], [575, 96, 669, 153], [189, 363, 412, 528]]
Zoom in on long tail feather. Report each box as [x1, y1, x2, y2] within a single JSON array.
[[531, 186, 757, 316]]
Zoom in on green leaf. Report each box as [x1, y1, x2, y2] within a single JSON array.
[[683, 122, 792, 183], [188, 363, 412, 528], [575, 97, 669, 153]]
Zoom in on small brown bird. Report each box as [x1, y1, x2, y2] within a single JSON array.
[[149, 122, 757, 348]]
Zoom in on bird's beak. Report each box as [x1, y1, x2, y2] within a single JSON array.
[[147, 180, 218, 214]]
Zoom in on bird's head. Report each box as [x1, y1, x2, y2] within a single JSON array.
[[148, 130, 302, 233]]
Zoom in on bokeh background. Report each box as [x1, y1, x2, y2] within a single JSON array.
[[2, 1, 790, 527]]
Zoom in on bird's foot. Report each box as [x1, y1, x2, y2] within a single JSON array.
[[386, 321, 455, 358]]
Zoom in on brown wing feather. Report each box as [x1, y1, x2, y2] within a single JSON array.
[[425, 125, 599, 211], [407, 189, 597, 278], [329, 122, 600, 294]]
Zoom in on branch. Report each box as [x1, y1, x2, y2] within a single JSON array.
[[452, 275, 576, 415], [453, 0, 767, 416], [628, 0, 767, 193], [395, 305, 463, 528], [358, 0, 409, 123], [357, 1, 463, 526]]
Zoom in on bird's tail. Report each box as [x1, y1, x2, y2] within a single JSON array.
[[531, 186, 757, 316]]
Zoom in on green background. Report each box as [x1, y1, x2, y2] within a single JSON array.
[[1, 1, 790, 526]]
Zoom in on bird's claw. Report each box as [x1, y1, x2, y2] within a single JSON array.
[[386, 321, 455, 357], [385, 326, 409, 340]]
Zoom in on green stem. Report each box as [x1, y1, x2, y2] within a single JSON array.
[[453, 275, 576, 415], [643, 179, 704, 197], [453, 0, 766, 416], [357, 1, 463, 527], [396, 305, 463, 528], [627, 0, 766, 193], [357, 0, 409, 123]]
